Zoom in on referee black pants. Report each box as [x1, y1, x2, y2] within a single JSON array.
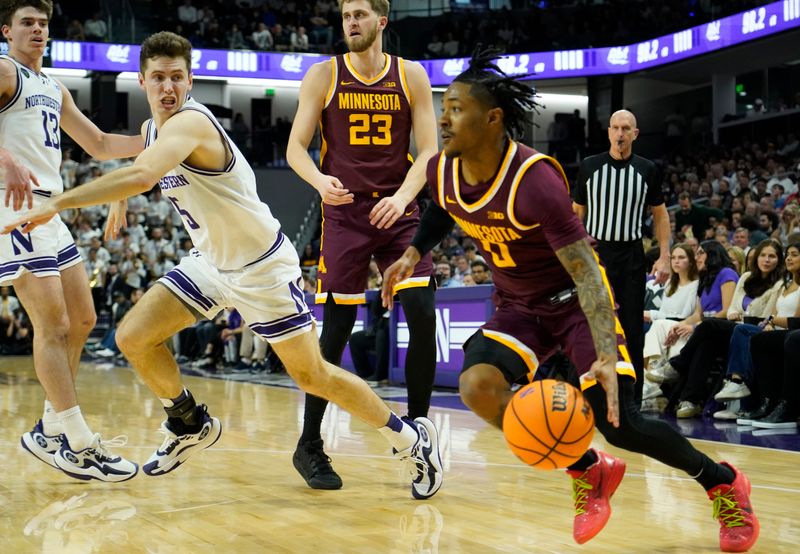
[[596, 240, 645, 404]]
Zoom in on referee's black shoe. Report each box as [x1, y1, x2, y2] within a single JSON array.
[[293, 439, 343, 490]]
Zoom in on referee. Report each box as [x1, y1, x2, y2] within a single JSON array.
[[572, 110, 670, 405]]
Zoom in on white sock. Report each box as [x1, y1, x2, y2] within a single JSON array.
[[377, 416, 418, 453], [57, 406, 95, 451], [42, 399, 62, 436]]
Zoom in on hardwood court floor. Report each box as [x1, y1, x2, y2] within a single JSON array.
[[0, 356, 797, 553]]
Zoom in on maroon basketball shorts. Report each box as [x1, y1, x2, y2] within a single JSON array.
[[316, 196, 433, 304], [463, 297, 635, 391]]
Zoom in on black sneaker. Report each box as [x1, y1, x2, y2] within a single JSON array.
[[292, 439, 343, 490], [752, 400, 798, 429]]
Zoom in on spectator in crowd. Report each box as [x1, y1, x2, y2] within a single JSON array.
[[251, 22, 274, 50], [227, 23, 247, 49], [83, 11, 107, 42], [178, 0, 199, 28], [674, 191, 724, 239], [300, 243, 318, 268], [290, 25, 309, 51], [470, 260, 492, 285], [65, 19, 85, 41], [435, 261, 461, 288]]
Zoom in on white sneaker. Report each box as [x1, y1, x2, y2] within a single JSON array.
[[395, 417, 443, 500], [676, 401, 702, 418], [642, 380, 662, 400], [54, 434, 138, 482], [143, 405, 222, 476], [92, 348, 117, 358], [640, 396, 668, 413], [714, 380, 751, 401], [713, 409, 740, 420], [20, 420, 63, 469], [645, 364, 680, 384]]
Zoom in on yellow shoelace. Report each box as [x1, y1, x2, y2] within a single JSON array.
[[572, 476, 592, 516], [711, 489, 746, 528]]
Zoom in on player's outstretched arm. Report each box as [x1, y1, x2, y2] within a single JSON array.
[[2, 110, 209, 234], [286, 60, 353, 206], [370, 61, 438, 229], [58, 82, 144, 161], [554, 237, 620, 427]]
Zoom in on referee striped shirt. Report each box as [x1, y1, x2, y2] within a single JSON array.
[[573, 152, 663, 242]]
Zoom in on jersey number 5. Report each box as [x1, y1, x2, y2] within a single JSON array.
[[349, 114, 392, 146]]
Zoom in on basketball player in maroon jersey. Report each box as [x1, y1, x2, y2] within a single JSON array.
[[383, 49, 758, 551], [286, 0, 439, 490]]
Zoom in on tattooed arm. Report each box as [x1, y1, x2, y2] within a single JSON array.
[[555, 237, 620, 427]]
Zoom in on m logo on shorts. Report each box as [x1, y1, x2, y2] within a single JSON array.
[[10, 230, 34, 255]]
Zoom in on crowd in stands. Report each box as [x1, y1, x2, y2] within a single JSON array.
[[47, 1, 772, 60]]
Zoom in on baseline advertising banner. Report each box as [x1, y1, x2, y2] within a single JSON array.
[[36, 1, 800, 84]]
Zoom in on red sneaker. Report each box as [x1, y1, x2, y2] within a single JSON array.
[[707, 462, 760, 552], [566, 449, 626, 544]]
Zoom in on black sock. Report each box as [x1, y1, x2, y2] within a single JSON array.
[[399, 283, 437, 419], [567, 449, 598, 472], [163, 389, 202, 434], [299, 394, 327, 444], [694, 458, 735, 490]]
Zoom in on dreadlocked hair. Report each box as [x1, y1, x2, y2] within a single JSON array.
[[452, 45, 540, 139]]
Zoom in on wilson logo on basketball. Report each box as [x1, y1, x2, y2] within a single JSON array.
[[551, 382, 569, 412]]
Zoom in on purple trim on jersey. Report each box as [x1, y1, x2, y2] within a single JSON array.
[[242, 232, 285, 269], [57, 244, 81, 266], [32, 190, 52, 198], [0, 256, 59, 279], [0, 59, 22, 115], [162, 268, 217, 311], [177, 106, 236, 175], [250, 311, 313, 339]]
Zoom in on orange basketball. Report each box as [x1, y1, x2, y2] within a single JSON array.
[[503, 379, 595, 470]]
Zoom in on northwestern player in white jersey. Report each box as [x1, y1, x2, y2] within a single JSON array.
[[3, 31, 443, 498], [0, 1, 142, 481]]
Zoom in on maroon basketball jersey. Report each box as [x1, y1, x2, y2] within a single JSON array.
[[428, 141, 588, 308], [319, 54, 413, 194]]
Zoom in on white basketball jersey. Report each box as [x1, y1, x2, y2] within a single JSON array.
[[145, 98, 282, 271], [0, 55, 63, 195]]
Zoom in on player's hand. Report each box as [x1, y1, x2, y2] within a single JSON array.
[[584, 352, 620, 428], [382, 249, 420, 309], [1, 154, 40, 211], [1, 199, 58, 234], [314, 175, 354, 206], [104, 199, 128, 241], [369, 195, 408, 229], [650, 255, 670, 285]]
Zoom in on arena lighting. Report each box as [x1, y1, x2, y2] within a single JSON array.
[[42, 68, 88, 77], [49, 0, 800, 84], [114, 72, 302, 88]]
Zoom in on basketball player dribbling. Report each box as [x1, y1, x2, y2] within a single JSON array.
[[4, 31, 443, 500], [286, 0, 439, 490], [0, 0, 143, 481], [382, 49, 759, 551]]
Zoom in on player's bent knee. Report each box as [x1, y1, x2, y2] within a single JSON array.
[[459, 369, 496, 406]]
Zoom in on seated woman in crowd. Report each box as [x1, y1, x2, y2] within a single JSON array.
[[668, 239, 785, 418], [732, 243, 800, 428], [713, 242, 800, 419], [646, 241, 737, 385], [642, 243, 699, 384]]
